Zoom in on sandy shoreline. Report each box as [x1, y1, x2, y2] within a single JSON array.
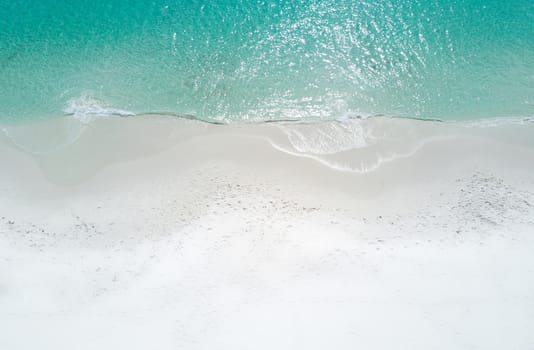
[[1, 116, 534, 349]]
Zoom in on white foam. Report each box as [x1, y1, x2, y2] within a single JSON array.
[[267, 116, 467, 173], [0, 93, 136, 155], [276, 119, 371, 155], [63, 94, 135, 124], [267, 135, 458, 173]]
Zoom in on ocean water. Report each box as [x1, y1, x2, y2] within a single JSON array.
[[1, 0, 533, 124]]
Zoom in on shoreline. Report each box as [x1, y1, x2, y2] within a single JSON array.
[[1, 116, 534, 349]]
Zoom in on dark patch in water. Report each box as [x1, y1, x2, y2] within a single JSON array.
[[1, 51, 18, 70]]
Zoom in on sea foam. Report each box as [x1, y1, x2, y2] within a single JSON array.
[[63, 95, 135, 124]]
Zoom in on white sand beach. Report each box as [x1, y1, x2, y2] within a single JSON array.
[[1, 116, 534, 349]]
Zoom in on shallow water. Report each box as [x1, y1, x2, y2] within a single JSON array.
[[1, 0, 533, 123]]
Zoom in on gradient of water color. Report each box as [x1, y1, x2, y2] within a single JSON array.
[[1, 0, 533, 123]]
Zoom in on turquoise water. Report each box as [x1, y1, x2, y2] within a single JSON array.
[[1, 0, 533, 123]]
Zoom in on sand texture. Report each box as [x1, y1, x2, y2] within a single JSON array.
[[1, 116, 534, 349]]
